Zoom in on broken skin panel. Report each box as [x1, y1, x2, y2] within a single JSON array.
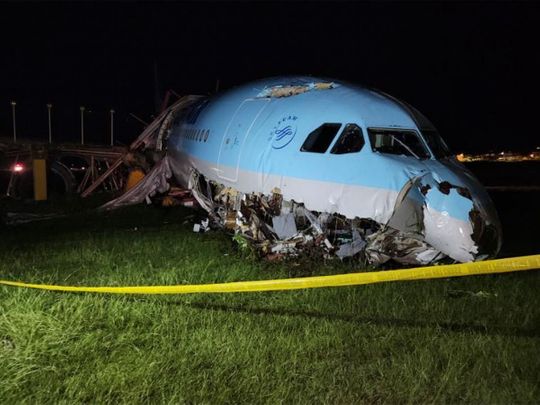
[[365, 228, 442, 266], [423, 202, 477, 262], [422, 183, 501, 262], [364, 172, 488, 265], [364, 175, 444, 265], [369, 169, 503, 264], [256, 82, 338, 98], [384, 172, 479, 263], [426, 157, 503, 255], [422, 182, 478, 262], [457, 169, 503, 256], [386, 175, 426, 235]]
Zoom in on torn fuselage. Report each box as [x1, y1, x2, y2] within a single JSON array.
[[167, 76, 502, 265]]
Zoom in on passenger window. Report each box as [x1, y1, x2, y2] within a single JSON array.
[[300, 123, 342, 153], [330, 124, 364, 154]]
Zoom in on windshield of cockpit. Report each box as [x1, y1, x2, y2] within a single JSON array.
[[421, 129, 453, 159], [368, 128, 430, 159]]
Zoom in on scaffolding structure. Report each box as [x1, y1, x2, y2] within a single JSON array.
[[1, 94, 203, 199]]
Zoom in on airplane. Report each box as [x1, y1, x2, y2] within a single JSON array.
[[165, 76, 502, 265]]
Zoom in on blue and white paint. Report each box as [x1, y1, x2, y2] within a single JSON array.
[[168, 76, 502, 264]]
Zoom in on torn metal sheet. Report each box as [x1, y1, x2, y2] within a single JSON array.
[[256, 82, 337, 98], [272, 213, 297, 240], [99, 156, 172, 211], [336, 230, 366, 259]]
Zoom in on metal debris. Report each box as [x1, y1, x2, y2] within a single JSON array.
[[99, 156, 173, 211], [188, 170, 382, 262], [193, 218, 210, 233], [272, 213, 297, 239], [447, 289, 499, 299]]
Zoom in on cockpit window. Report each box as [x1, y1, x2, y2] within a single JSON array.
[[368, 128, 430, 159], [421, 129, 452, 159], [301, 123, 342, 153], [330, 124, 364, 154]]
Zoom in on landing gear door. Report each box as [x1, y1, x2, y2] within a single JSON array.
[[217, 98, 270, 182]]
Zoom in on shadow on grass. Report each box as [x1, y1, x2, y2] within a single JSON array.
[[111, 295, 540, 339], [185, 301, 540, 338]]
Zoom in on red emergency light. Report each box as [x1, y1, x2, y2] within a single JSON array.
[[12, 163, 25, 173]]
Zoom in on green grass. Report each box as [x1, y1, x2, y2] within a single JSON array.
[[1, 200, 539, 403]]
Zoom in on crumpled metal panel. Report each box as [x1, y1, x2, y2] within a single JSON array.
[[100, 157, 172, 211]]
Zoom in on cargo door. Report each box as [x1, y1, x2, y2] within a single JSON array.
[[217, 99, 270, 182]]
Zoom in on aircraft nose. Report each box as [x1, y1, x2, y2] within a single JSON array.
[[420, 161, 503, 261]]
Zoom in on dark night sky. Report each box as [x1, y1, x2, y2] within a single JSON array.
[[1, 1, 539, 152]]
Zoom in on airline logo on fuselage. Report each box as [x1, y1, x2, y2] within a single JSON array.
[[270, 115, 298, 149]]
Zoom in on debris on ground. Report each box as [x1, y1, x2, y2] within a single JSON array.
[[447, 289, 499, 299], [193, 218, 210, 233], [1, 211, 66, 225]]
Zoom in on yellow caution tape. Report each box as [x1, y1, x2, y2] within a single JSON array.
[[1, 254, 539, 295]]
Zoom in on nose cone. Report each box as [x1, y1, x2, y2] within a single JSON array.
[[421, 158, 502, 261]]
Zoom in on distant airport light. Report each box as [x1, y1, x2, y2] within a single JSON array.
[[12, 163, 25, 173]]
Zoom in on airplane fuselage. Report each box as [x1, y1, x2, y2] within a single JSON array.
[[167, 76, 502, 263]]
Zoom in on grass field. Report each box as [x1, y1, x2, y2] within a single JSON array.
[[1, 193, 539, 403]]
